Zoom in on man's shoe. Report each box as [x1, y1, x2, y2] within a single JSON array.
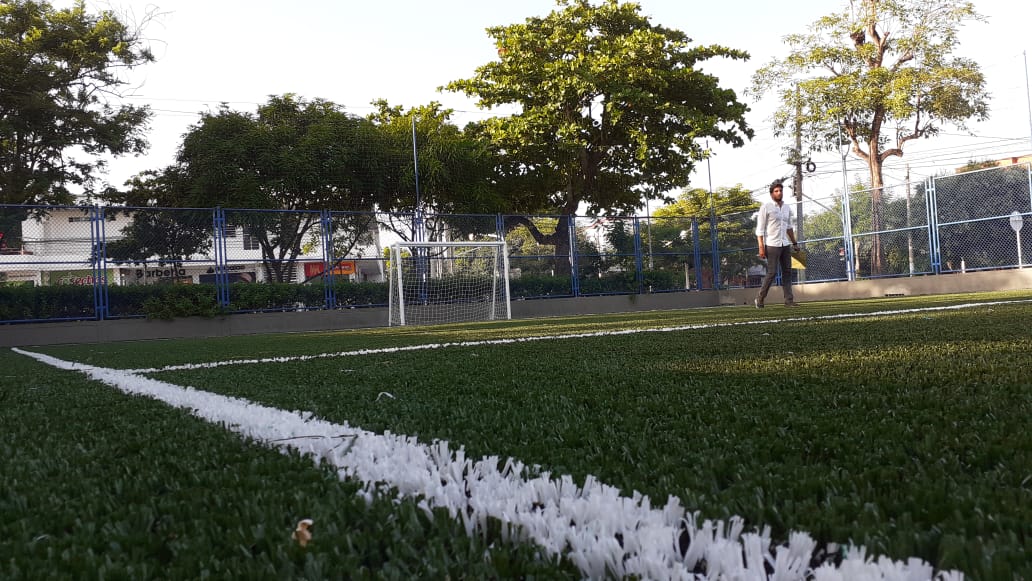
[[754, 298, 764, 309], [785, 301, 799, 307]]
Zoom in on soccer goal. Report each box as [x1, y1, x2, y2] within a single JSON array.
[[388, 241, 512, 326]]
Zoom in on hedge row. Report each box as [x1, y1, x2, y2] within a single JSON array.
[[0, 271, 692, 321]]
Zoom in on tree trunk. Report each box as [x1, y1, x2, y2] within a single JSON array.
[[868, 155, 885, 276], [553, 215, 572, 275]]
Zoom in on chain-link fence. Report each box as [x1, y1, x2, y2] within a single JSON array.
[[2, 163, 1030, 323], [931, 164, 1032, 273]]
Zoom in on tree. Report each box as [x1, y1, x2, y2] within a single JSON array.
[[0, 0, 154, 205], [751, 0, 988, 274], [651, 185, 759, 285], [163, 95, 390, 282], [367, 100, 503, 242], [102, 169, 214, 273], [445, 0, 752, 260]]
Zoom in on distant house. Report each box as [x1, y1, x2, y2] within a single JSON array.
[[992, 154, 1032, 168], [0, 208, 385, 287], [956, 154, 1032, 173]]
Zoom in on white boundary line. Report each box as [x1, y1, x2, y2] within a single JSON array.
[[12, 338, 974, 579], [125, 299, 1030, 374]]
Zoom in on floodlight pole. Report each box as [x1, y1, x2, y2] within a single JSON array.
[[706, 140, 718, 289], [839, 124, 856, 281], [411, 115, 423, 243]]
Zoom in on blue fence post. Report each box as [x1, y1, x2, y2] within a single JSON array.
[[213, 207, 230, 308], [842, 185, 856, 281], [90, 205, 109, 320], [692, 218, 702, 290], [568, 214, 580, 297], [321, 210, 336, 310], [633, 216, 644, 294], [926, 176, 941, 275], [710, 211, 720, 290]]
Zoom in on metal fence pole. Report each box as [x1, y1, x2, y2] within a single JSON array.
[[90, 205, 109, 320], [710, 205, 720, 290], [692, 218, 702, 290], [926, 177, 941, 275], [633, 216, 644, 294], [320, 210, 336, 309], [568, 215, 580, 297], [213, 207, 230, 308]]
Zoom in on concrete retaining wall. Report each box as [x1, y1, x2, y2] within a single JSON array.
[[5, 269, 1031, 348]]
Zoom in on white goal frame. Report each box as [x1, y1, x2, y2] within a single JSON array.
[[388, 241, 512, 326]]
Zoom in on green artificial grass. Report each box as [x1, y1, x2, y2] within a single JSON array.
[[10, 290, 1032, 579], [0, 351, 579, 580]]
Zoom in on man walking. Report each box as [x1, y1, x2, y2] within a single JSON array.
[[755, 180, 799, 308]]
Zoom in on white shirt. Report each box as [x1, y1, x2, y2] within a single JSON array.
[[755, 200, 796, 247]]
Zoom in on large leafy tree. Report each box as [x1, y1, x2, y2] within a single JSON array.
[[650, 185, 759, 283], [0, 0, 154, 205], [101, 168, 214, 271], [445, 0, 752, 259], [136, 95, 391, 283], [367, 100, 503, 242], [751, 0, 988, 274]]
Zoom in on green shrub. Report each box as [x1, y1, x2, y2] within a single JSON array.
[[508, 274, 574, 298], [0, 284, 95, 320]]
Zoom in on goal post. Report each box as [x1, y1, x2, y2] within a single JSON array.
[[388, 240, 511, 326]]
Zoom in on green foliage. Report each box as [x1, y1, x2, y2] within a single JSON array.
[[0, 282, 95, 320], [113, 95, 394, 282], [136, 286, 222, 320], [1, 281, 391, 320], [368, 101, 504, 222], [752, 0, 988, 165], [446, 0, 752, 255], [751, 0, 988, 274], [649, 185, 760, 278], [0, 0, 154, 205], [507, 273, 574, 298]]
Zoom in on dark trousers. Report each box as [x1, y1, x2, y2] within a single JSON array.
[[758, 245, 793, 303]]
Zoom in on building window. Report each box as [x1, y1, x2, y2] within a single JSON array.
[[67, 216, 90, 223], [242, 227, 261, 250]]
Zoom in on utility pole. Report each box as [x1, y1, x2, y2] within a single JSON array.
[[905, 164, 915, 276], [706, 140, 718, 289]]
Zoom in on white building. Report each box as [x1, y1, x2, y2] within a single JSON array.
[[0, 208, 386, 287]]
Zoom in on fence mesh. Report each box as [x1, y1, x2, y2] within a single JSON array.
[[3, 164, 1032, 322]]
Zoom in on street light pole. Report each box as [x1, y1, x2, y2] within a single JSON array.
[[411, 115, 423, 243]]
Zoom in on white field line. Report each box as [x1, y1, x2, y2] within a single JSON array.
[[14, 348, 964, 581], [126, 299, 1029, 374]]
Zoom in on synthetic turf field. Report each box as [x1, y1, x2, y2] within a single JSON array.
[[4, 291, 1031, 579]]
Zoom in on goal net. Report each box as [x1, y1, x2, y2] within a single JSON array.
[[388, 241, 511, 326]]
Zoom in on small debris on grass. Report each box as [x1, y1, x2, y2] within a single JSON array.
[[375, 391, 395, 401], [292, 519, 313, 547]]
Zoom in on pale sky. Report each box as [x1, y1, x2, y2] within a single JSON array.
[[68, 0, 1032, 205]]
